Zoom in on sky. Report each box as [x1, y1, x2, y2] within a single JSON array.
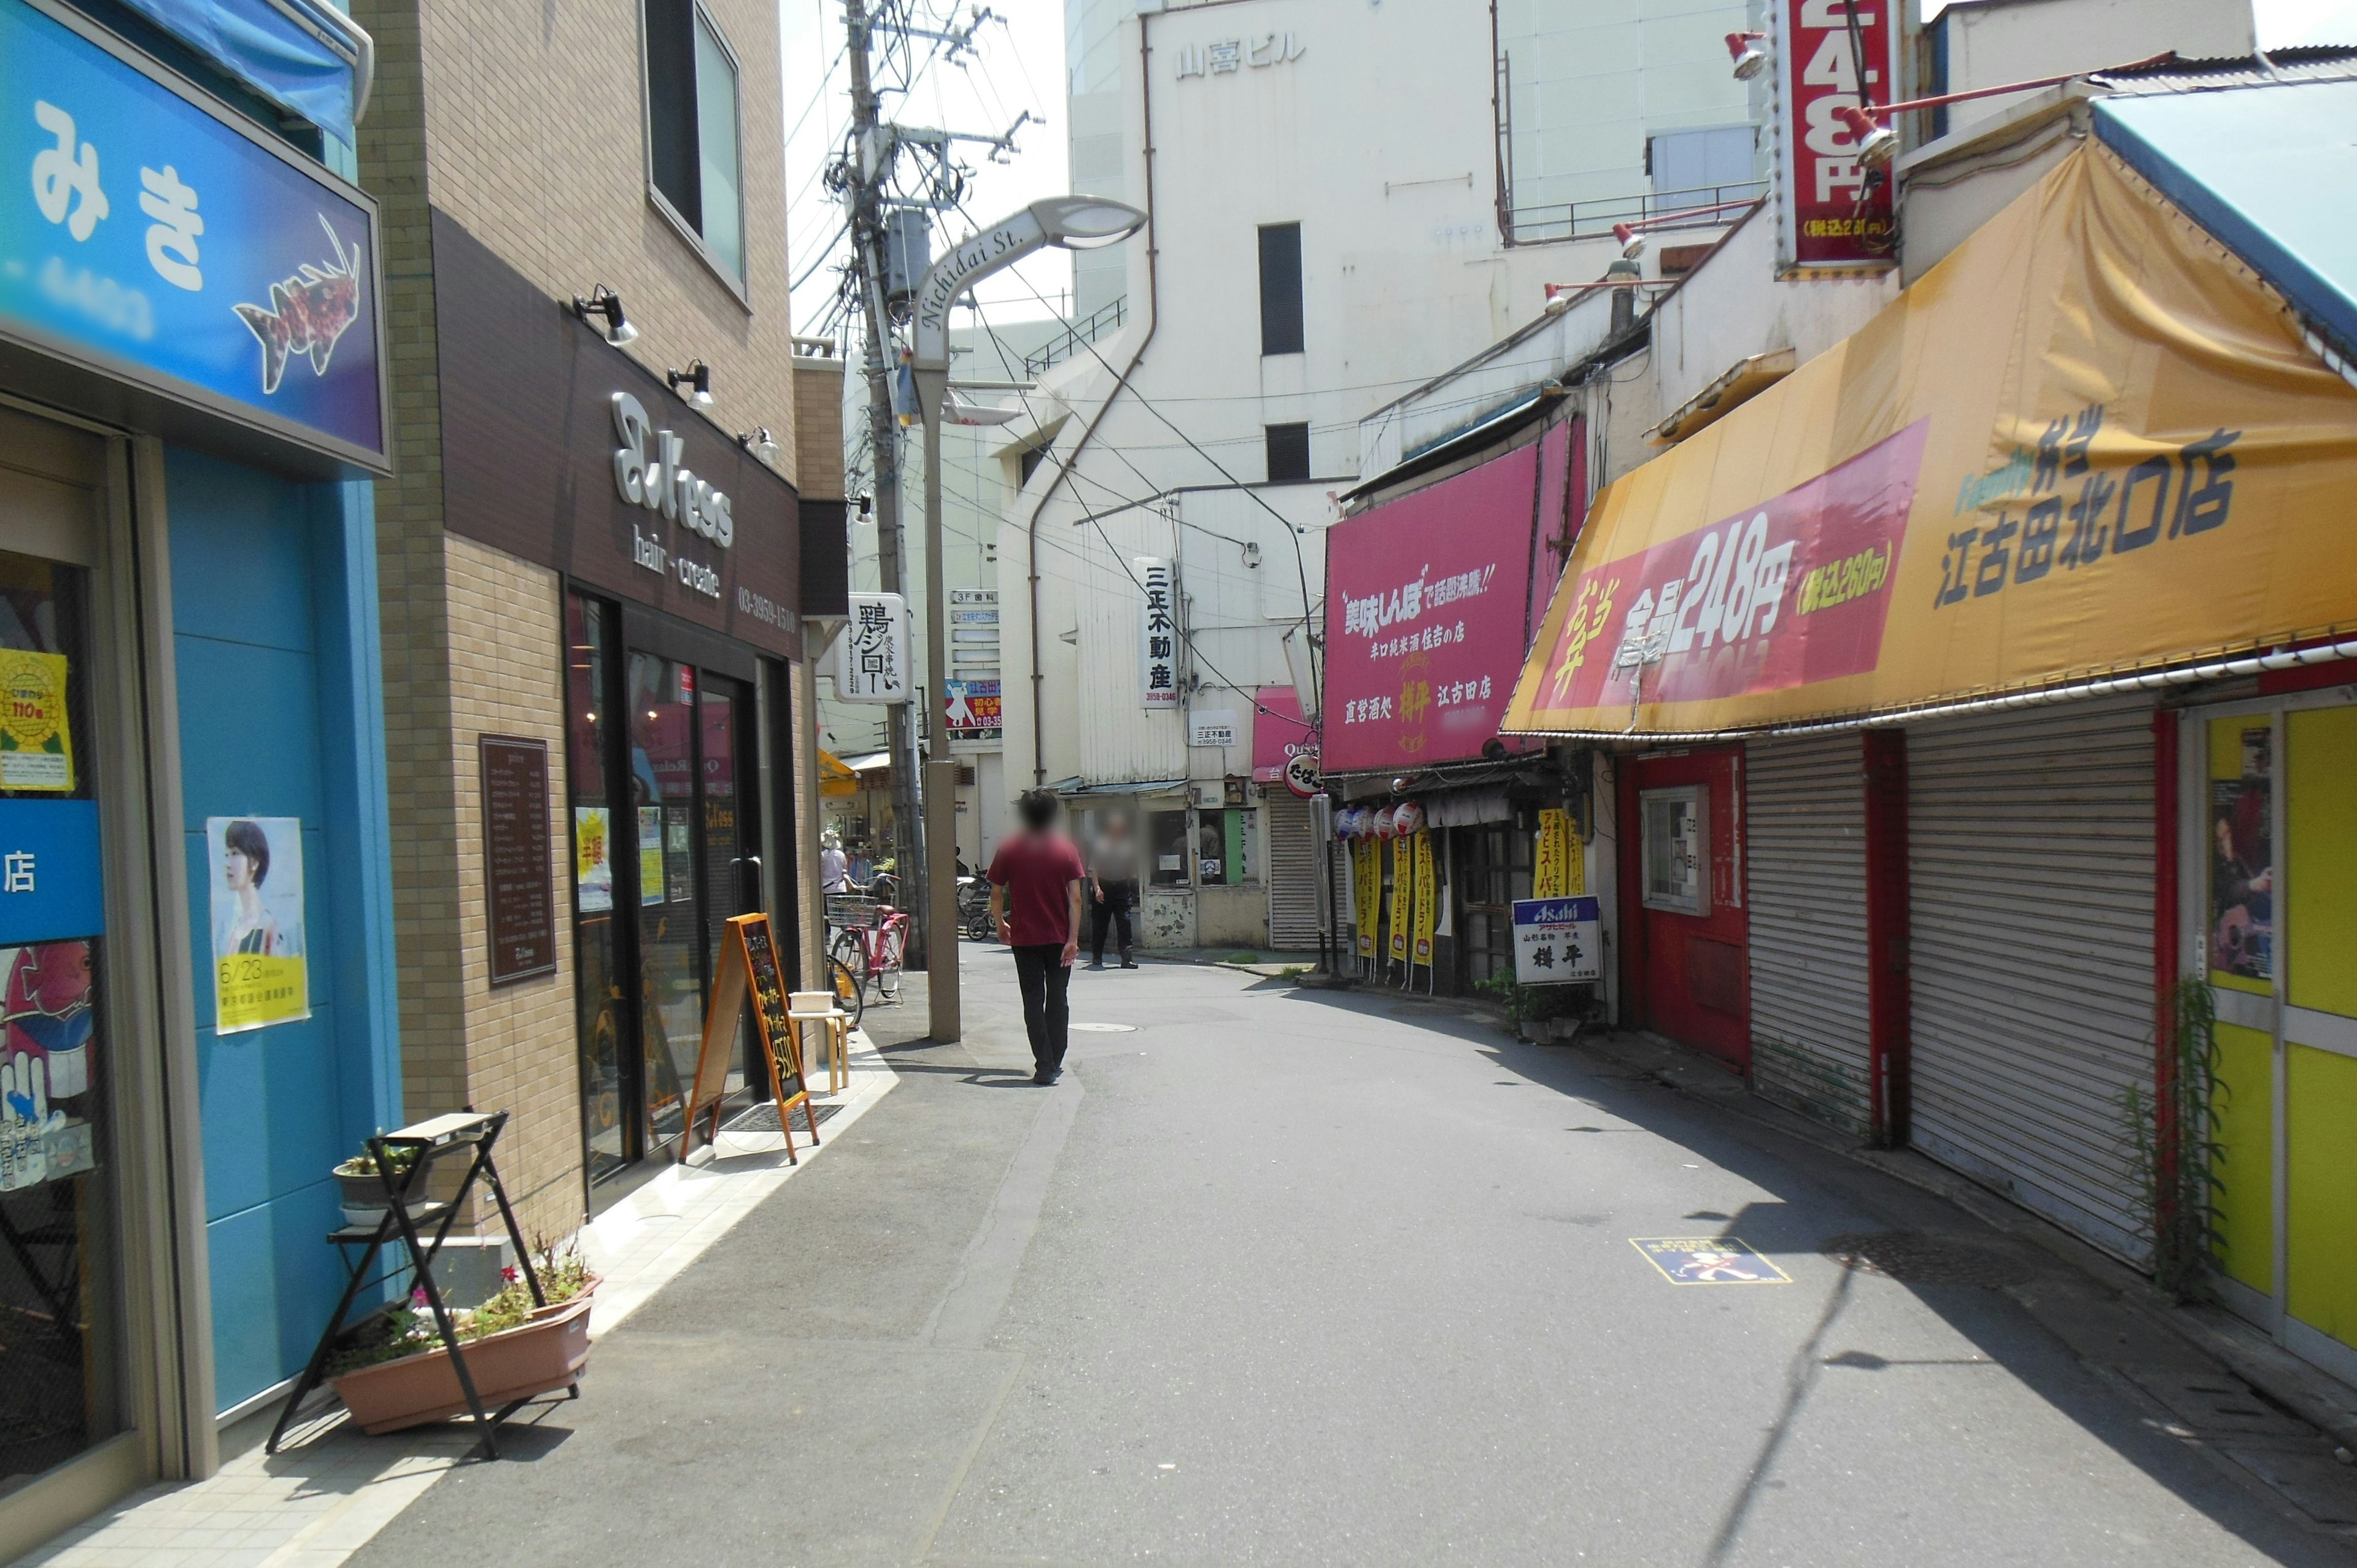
[[780, 0, 1074, 343], [2251, 0, 2357, 43]]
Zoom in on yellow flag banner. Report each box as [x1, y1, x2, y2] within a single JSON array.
[[1505, 143, 2357, 736], [1387, 838, 1412, 965], [1411, 830, 1436, 964], [1533, 808, 1576, 898], [1353, 838, 1379, 958]]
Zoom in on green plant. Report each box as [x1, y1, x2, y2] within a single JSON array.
[[1278, 965, 1308, 979], [1474, 973, 1581, 1028], [333, 1141, 419, 1178], [328, 1239, 596, 1375], [2122, 976, 2226, 1301], [1223, 951, 1262, 965]]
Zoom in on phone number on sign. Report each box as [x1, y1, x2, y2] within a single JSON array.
[[736, 585, 794, 630]]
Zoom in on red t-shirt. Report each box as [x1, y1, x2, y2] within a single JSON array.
[[988, 831, 1086, 946]]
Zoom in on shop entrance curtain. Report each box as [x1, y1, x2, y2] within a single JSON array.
[[1504, 141, 2357, 737]]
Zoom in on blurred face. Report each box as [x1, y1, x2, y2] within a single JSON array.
[[225, 846, 256, 893]]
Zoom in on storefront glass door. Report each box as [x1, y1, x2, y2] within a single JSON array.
[[570, 601, 768, 1195], [0, 463, 124, 1489]]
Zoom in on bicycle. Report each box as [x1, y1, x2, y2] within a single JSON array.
[[830, 905, 910, 1010]]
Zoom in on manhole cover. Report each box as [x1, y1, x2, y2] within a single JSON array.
[[724, 1100, 845, 1134], [1821, 1231, 2039, 1288]]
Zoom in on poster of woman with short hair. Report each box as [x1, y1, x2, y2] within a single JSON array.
[[207, 817, 309, 1033]]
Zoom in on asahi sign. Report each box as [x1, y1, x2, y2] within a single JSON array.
[[611, 392, 733, 600]]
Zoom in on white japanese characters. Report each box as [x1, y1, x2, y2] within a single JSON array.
[[31, 102, 108, 241], [2, 851, 33, 895], [137, 164, 203, 290], [1174, 33, 1304, 79], [30, 99, 210, 296]]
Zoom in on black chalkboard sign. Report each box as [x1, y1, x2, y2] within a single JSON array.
[[679, 914, 820, 1161], [478, 736, 555, 985]]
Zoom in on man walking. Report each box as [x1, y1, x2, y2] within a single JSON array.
[[1086, 811, 1140, 970], [988, 789, 1086, 1084]]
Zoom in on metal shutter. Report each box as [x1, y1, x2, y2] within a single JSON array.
[[1907, 696, 2156, 1265], [1746, 734, 1873, 1137], [1265, 797, 1322, 950]]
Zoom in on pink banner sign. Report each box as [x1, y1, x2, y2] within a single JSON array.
[[1531, 422, 1928, 714], [1323, 438, 1555, 773], [1250, 686, 1315, 782]]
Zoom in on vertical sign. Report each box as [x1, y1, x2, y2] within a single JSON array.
[[1387, 838, 1412, 966], [1770, 0, 1898, 275], [1533, 808, 1578, 899], [1353, 837, 1379, 958], [1137, 557, 1178, 708], [207, 816, 308, 1033], [1411, 831, 1436, 966], [479, 736, 555, 985], [834, 592, 910, 703]]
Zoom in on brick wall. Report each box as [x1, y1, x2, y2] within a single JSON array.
[[407, 0, 799, 491], [444, 536, 583, 1243]]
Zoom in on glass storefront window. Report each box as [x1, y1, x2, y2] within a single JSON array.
[[1148, 811, 1190, 887], [630, 654, 701, 1149], [1196, 810, 1231, 886], [567, 595, 627, 1184], [0, 546, 123, 1489]]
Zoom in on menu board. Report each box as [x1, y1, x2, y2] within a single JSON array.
[[738, 915, 801, 1100], [679, 913, 821, 1161], [478, 736, 555, 985]]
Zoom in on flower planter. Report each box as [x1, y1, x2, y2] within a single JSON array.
[[335, 1170, 438, 1230], [331, 1289, 596, 1435]]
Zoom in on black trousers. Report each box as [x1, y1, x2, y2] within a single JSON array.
[[1090, 879, 1137, 962], [1011, 944, 1073, 1076]]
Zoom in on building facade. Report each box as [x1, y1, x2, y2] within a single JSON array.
[[0, 0, 400, 1543], [346, 0, 841, 1238]]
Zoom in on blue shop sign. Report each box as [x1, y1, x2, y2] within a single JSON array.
[[0, 799, 104, 944], [0, 0, 387, 469]]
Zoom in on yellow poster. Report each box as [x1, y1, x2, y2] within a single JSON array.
[[1506, 143, 2357, 736], [1387, 837, 1412, 965], [207, 817, 308, 1035], [1353, 838, 1379, 957], [0, 651, 73, 792], [1411, 830, 1436, 965], [1534, 808, 1581, 898]]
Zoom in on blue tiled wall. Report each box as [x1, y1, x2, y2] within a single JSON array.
[[166, 449, 399, 1412]]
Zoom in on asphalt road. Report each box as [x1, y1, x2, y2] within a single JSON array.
[[347, 957, 2357, 1567]]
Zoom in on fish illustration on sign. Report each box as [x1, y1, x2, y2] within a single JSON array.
[[233, 215, 363, 395]]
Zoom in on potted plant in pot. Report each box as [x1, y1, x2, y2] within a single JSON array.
[[333, 1140, 432, 1229], [328, 1243, 600, 1434]]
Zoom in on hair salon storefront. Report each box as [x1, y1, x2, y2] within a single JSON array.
[[0, 0, 397, 1543], [417, 215, 816, 1219]]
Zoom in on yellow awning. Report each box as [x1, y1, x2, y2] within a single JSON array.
[[1505, 142, 2357, 737], [818, 749, 860, 797]]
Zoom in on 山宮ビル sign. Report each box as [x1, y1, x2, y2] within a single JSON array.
[[0, 0, 387, 469]]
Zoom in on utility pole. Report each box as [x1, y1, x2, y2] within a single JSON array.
[[842, 0, 927, 960]]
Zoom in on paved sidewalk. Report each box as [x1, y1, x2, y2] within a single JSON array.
[[7, 1031, 900, 1568]]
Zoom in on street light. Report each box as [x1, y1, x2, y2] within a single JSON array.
[[907, 195, 1148, 1043]]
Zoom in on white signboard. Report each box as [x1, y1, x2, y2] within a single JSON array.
[[1190, 708, 1237, 748], [1512, 896, 1601, 986], [834, 592, 910, 704], [1138, 557, 1178, 709]]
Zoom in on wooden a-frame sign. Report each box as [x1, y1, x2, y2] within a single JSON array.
[[679, 913, 822, 1162]]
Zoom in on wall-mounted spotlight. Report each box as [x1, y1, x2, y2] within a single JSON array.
[[1833, 105, 1899, 170], [1725, 31, 1768, 82], [667, 360, 714, 407], [738, 427, 780, 463], [1611, 222, 1647, 261], [570, 285, 638, 346]]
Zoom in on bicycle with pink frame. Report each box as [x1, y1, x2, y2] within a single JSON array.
[[826, 895, 910, 1014]]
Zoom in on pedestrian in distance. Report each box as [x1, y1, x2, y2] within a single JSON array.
[[988, 789, 1086, 1084], [1085, 811, 1140, 970]]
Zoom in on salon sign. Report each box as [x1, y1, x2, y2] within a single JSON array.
[[611, 391, 733, 601]]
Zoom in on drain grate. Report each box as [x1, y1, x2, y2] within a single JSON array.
[[1821, 1231, 2041, 1288], [723, 1100, 846, 1134]]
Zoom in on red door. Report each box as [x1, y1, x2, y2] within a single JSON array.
[[1619, 747, 1749, 1071]]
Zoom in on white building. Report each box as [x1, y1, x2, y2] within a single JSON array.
[[993, 0, 1757, 951]]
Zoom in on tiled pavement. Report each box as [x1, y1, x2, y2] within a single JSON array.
[[9, 1032, 900, 1568]]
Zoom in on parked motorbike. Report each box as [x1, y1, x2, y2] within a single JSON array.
[[956, 875, 995, 941]]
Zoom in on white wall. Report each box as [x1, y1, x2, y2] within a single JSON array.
[[1006, 0, 1756, 789], [1931, 0, 2255, 138]]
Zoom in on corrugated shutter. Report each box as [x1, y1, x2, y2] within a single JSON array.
[[1265, 797, 1322, 949], [1746, 734, 1873, 1137], [1907, 696, 2156, 1265]]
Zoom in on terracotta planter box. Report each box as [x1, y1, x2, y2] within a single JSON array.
[[331, 1289, 596, 1435]]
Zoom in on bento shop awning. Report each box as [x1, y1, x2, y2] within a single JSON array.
[[1503, 139, 2357, 739]]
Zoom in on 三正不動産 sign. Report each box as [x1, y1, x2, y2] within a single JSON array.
[[0, 0, 385, 468]]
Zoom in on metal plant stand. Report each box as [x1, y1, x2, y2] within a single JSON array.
[[266, 1111, 544, 1459]]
